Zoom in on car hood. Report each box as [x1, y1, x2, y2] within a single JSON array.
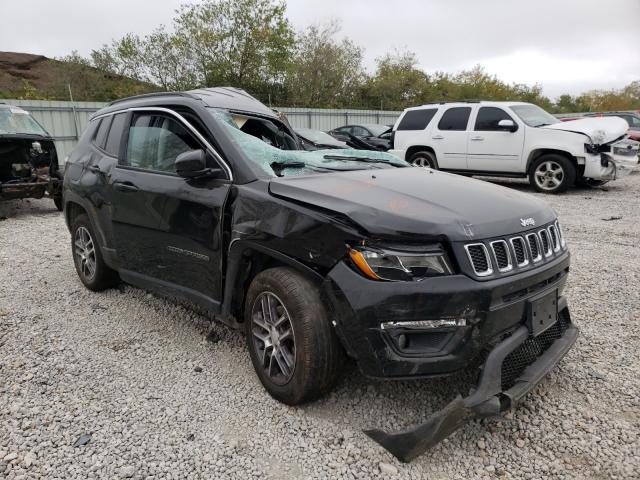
[[542, 117, 628, 144], [268, 168, 555, 241]]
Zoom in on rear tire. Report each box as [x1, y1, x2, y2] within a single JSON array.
[[244, 267, 344, 405], [528, 154, 576, 194], [53, 195, 63, 212], [409, 150, 438, 169], [70, 214, 119, 291]]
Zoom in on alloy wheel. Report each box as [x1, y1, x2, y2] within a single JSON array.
[[74, 226, 97, 281], [412, 156, 433, 168], [534, 160, 564, 191], [251, 292, 296, 385]]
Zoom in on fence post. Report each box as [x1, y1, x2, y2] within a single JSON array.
[[345, 111, 349, 125], [308, 111, 312, 128]]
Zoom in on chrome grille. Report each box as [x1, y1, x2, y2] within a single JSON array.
[[548, 225, 560, 252], [490, 240, 512, 272], [510, 237, 529, 267], [526, 233, 542, 262], [463, 221, 567, 278], [539, 230, 552, 257], [465, 244, 493, 276]]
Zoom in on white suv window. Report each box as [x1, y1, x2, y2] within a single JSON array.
[[474, 107, 515, 131], [437, 107, 471, 131], [397, 109, 437, 131]]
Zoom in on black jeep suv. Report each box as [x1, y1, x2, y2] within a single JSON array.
[[63, 88, 578, 461]]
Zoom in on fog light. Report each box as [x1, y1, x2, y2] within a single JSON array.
[[381, 319, 466, 330], [397, 334, 408, 349]]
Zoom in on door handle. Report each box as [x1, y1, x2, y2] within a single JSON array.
[[88, 165, 104, 174], [432, 135, 444, 140], [113, 181, 139, 192], [471, 136, 484, 141]]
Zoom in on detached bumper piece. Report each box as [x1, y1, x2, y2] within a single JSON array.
[[365, 309, 578, 462]]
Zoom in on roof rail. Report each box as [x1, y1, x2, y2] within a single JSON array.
[[107, 91, 197, 106]]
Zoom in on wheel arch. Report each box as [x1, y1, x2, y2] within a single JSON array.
[[525, 148, 578, 174], [405, 145, 436, 163], [64, 200, 89, 232], [222, 241, 324, 323]]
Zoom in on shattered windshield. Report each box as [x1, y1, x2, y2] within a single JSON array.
[[0, 107, 48, 135], [510, 104, 559, 127], [209, 109, 407, 177]]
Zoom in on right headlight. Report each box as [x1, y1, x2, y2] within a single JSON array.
[[348, 246, 453, 282]]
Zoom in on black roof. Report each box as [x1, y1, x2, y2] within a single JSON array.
[[102, 87, 276, 118]]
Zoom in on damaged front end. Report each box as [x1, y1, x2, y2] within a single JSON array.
[[0, 105, 62, 208], [365, 304, 578, 462]]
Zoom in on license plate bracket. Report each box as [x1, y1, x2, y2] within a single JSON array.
[[527, 290, 558, 336]]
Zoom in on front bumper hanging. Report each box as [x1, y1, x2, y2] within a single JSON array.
[[364, 313, 578, 462]]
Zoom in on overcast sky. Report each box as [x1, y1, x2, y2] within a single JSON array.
[[1, 0, 638, 98]]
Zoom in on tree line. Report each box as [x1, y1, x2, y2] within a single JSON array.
[[5, 0, 640, 114]]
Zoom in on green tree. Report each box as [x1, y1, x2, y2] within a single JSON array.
[[366, 50, 428, 110], [284, 21, 365, 107]]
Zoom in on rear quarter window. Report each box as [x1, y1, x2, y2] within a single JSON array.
[[397, 109, 437, 131], [104, 113, 127, 157], [437, 107, 472, 131], [93, 116, 112, 149]]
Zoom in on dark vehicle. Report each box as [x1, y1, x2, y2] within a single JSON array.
[[329, 124, 392, 150], [63, 88, 577, 462], [294, 127, 348, 150], [0, 103, 62, 209]]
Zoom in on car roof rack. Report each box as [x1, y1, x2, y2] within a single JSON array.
[[417, 99, 483, 107], [107, 91, 197, 106]]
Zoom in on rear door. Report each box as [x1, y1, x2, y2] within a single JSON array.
[[467, 106, 524, 173], [110, 109, 231, 308], [432, 107, 472, 169]]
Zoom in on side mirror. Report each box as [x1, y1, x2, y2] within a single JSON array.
[[175, 149, 224, 179], [498, 119, 518, 132]]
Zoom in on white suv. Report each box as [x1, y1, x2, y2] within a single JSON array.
[[389, 101, 639, 193]]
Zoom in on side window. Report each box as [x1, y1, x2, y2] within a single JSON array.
[[437, 107, 471, 131], [336, 127, 351, 135], [124, 113, 201, 173], [397, 109, 437, 131], [623, 115, 640, 127], [93, 116, 112, 149], [351, 126, 368, 137], [104, 113, 127, 157], [474, 107, 514, 131]]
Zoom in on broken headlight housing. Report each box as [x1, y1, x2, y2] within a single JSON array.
[[349, 247, 453, 281]]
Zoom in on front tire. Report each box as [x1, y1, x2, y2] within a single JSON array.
[[244, 267, 344, 405], [409, 150, 438, 169], [529, 154, 576, 193], [70, 214, 119, 291]]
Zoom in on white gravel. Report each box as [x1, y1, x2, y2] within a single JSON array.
[[1, 173, 639, 479]]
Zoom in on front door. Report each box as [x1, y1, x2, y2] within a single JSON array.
[[110, 110, 231, 307], [467, 106, 524, 173]]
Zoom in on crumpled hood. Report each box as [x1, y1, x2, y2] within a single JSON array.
[[268, 168, 555, 241], [542, 117, 628, 144]]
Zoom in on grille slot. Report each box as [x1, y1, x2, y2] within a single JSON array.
[[501, 310, 570, 390], [526, 233, 541, 262], [539, 230, 551, 257], [490, 240, 512, 272], [510, 237, 529, 267], [465, 243, 493, 276], [548, 225, 560, 252]]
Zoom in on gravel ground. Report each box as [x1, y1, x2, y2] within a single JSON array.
[[1, 173, 639, 480]]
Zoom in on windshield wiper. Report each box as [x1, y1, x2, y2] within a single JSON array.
[[322, 155, 402, 166]]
